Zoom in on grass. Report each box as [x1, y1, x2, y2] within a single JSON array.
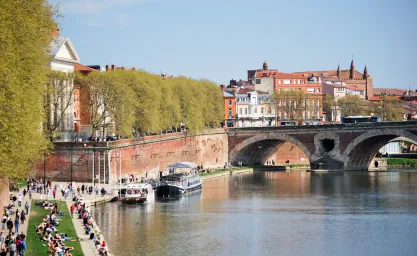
[[200, 167, 253, 176], [11, 179, 28, 188], [26, 200, 83, 256], [387, 158, 417, 166]]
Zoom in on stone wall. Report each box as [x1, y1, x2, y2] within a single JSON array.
[[33, 132, 228, 182], [271, 142, 309, 165]]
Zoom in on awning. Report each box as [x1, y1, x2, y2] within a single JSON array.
[[167, 162, 198, 169]]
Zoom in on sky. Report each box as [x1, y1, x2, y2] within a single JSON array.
[[49, 0, 417, 89]]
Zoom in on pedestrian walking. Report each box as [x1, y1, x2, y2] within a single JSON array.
[[6, 218, 13, 233], [22, 189, 26, 198], [53, 189, 56, 199], [14, 217, 19, 233], [24, 202, 29, 215], [77, 186, 81, 196], [9, 241, 16, 256], [1, 215, 6, 230], [17, 194, 22, 207], [0, 232, 4, 250], [20, 210, 25, 225], [81, 184, 85, 194]]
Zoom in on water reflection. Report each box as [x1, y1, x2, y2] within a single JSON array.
[[93, 171, 417, 256]]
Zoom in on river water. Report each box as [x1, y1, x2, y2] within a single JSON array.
[[92, 170, 417, 256]]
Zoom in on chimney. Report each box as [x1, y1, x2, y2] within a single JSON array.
[[105, 65, 109, 72], [111, 64, 115, 70]]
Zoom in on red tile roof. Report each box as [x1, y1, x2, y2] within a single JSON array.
[[373, 88, 406, 96], [74, 63, 97, 72], [368, 96, 402, 101]]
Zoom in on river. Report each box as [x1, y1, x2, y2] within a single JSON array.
[[92, 170, 417, 256]]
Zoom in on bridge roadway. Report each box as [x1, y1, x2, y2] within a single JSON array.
[[227, 121, 417, 171]]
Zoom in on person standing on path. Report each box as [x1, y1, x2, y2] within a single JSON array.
[[6, 218, 13, 233], [53, 188, 56, 199], [19, 211, 25, 225], [14, 217, 19, 233], [81, 184, 85, 194], [1, 215, 6, 230], [17, 194, 22, 208], [9, 241, 16, 256], [24, 202, 29, 215]]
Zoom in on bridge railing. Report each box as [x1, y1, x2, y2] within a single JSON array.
[[228, 120, 417, 131]]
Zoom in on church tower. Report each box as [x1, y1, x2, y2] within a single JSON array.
[[337, 65, 341, 78], [263, 61, 268, 71], [349, 60, 355, 79]]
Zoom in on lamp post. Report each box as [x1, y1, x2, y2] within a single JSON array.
[[93, 143, 96, 187], [43, 150, 46, 194]]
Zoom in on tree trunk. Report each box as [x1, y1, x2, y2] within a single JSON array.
[[0, 176, 9, 210]]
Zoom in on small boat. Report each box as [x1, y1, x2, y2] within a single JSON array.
[[119, 183, 154, 204], [156, 172, 202, 198]]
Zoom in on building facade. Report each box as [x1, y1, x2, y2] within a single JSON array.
[[49, 35, 80, 141]]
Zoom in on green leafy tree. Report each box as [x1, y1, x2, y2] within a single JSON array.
[[371, 96, 403, 121], [337, 95, 369, 117], [323, 94, 335, 122], [0, 0, 57, 178]]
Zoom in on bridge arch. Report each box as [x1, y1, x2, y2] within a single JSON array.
[[229, 133, 312, 166], [343, 129, 417, 171]]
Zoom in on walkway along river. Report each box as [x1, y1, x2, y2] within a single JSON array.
[[92, 170, 417, 256]]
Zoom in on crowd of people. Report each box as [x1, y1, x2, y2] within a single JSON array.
[[71, 199, 108, 255], [33, 200, 74, 255], [2, 185, 29, 255]]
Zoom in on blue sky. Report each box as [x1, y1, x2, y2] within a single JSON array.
[[50, 0, 417, 89]]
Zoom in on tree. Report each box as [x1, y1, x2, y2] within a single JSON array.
[[273, 89, 307, 124], [371, 96, 403, 121], [337, 95, 369, 117], [0, 0, 57, 179], [44, 71, 75, 141], [323, 94, 335, 122]]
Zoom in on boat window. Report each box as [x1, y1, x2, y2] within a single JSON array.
[[120, 189, 126, 195]]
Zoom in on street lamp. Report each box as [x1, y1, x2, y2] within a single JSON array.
[[43, 149, 46, 194]]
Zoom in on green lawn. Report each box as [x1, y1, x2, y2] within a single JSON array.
[[26, 201, 84, 256], [387, 158, 417, 166]]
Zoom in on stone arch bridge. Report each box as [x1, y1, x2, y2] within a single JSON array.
[[228, 121, 417, 171]]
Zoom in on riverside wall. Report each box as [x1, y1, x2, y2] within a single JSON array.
[[33, 130, 228, 182]]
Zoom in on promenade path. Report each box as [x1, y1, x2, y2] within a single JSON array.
[[4, 182, 115, 256]]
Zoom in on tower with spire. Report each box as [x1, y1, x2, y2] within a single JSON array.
[[263, 61, 268, 71], [349, 59, 355, 79], [337, 65, 341, 78]]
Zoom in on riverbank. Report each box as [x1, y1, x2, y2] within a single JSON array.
[[386, 158, 417, 168], [201, 167, 254, 180]]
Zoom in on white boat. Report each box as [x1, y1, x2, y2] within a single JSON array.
[[119, 183, 154, 204]]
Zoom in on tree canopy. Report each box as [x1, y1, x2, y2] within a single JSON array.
[[0, 0, 57, 178], [77, 70, 224, 136]]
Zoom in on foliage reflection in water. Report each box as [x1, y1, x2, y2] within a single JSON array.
[[92, 171, 417, 256]]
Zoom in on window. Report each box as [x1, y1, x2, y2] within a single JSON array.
[[254, 108, 257, 113], [278, 80, 281, 84], [256, 79, 261, 84], [293, 80, 296, 84], [245, 108, 248, 114], [228, 108, 232, 118], [268, 108, 272, 114], [284, 79, 291, 84], [298, 80, 301, 84], [302, 80, 305, 84], [307, 88, 315, 93], [261, 108, 264, 114], [317, 88, 321, 93], [284, 88, 290, 91], [298, 88, 301, 91], [228, 100, 232, 105]]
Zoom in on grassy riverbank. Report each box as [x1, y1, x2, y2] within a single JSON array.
[[387, 158, 417, 168], [26, 200, 83, 256], [284, 164, 310, 169]]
